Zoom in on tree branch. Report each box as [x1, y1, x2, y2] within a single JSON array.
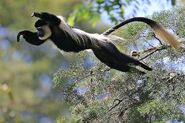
[[130, 45, 170, 61], [109, 98, 124, 111], [109, 79, 147, 111]]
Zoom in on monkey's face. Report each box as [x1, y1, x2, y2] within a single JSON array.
[[36, 25, 51, 40], [35, 20, 52, 40]]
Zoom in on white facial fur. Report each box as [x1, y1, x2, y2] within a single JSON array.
[[38, 25, 52, 40]]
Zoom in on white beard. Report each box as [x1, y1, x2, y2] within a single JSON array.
[[38, 25, 52, 40]]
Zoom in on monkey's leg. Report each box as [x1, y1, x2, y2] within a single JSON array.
[[93, 42, 152, 72], [94, 50, 146, 74], [108, 62, 146, 74], [106, 43, 152, 71], [31, 12, 61, 25], [17, 30, 45, 45]]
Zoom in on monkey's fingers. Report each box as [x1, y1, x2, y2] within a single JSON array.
[[32, 12, 61, 25], [17, 30, 32, 42], [31, 12, 42, 18], [17, 31, 25, 42]]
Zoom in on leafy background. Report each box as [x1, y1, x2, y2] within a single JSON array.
[[0, 0, 185, 123]]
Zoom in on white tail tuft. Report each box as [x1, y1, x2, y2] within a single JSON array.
[[153, 24, 180, 49]]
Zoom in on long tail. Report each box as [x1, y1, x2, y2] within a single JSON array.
[[102, 17, 180, 49]]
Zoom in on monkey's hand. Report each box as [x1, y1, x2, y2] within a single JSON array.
[[17, 30, 45, 45], [31, 12, 61, 25]]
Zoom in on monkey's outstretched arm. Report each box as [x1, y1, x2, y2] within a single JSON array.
[[31, 12, 61, 25], [17, 30, 45, 45]]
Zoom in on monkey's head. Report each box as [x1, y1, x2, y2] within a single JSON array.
[[34, 19, 52, 40], [17, 19, 52, 45]]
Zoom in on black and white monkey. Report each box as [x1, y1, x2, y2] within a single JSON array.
[[17, 12, 180, 74]]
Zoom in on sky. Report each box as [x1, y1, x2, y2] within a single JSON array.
[[101, 0, 173, 24]]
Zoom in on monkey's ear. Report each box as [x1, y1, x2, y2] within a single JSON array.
[[17, 30, 46, 45]]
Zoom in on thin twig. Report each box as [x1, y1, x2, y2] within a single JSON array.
[[139, 48, 159, 61], [154, 35, 163, 45], [109, 98, 124, 111], [139, 45, 168, 60]]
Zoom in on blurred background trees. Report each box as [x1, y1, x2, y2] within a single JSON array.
[[0, 0, 185, 123], [0, 1, 84, 122]]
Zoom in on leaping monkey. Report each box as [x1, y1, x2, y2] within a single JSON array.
[[17, 12, 180, 74]]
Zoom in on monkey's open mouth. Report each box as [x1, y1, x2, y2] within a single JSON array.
[[37, 27, 45, 37]]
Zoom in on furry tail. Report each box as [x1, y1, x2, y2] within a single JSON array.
[[152, 24, 180, 49], [103, 17, 180, 49]]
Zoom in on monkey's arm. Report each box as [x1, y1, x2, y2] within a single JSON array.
[[31, 12, 61, 25], [17, 30, 45, 45]]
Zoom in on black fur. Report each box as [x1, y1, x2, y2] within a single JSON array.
[[49, 23, 90, 52], [34, 19, 47, 27], [32, 12, 61, 25], [17, 12, 152, 73], [17, 30, 45, 45]]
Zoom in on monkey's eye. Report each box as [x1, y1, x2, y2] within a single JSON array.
[[37, 27, 45, 37]]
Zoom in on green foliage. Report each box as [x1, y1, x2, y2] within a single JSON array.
[[68, 0, 126, 25], [0, 1, 86, 122], [68, 3, 100, 26], [1, 0, 184, 122], [0, 0, 80, 29], [54, 8, 185, 122], [68, 0, 176, 25], [56, 115, 81, 123]]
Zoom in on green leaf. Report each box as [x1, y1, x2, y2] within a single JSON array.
[[68, 16, 76, 26]]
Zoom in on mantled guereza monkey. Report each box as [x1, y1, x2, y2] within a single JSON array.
[[17, 12, 180, 74]]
